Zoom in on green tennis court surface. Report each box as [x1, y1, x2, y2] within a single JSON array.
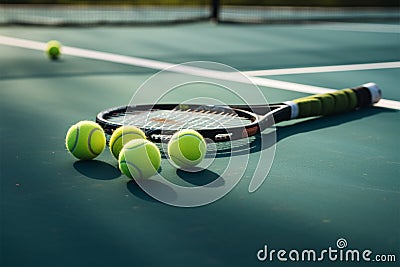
[[1, 9, 399, 267]]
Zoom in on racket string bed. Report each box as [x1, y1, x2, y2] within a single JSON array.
[[123, 110, 178, 129], [124, 111, 154, 128], [156, 109, 201, 129], [154, 109, 218, 129], [179, 108, 213, 129], [184, 111, 225, 129], [192, 105, 253, 129], [183, 110, 249, 129], [129, 108, 248, 131], [201, 112, 244, 129]]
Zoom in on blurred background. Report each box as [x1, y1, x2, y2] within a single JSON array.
[[1, 0, 398, 26]]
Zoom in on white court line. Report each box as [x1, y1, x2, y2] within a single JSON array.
[[242, 62, 400, 76], [304, 22, 400, 34], [1, 34, 399, 111]]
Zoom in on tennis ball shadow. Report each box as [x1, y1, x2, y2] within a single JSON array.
[[176, 169, 224, 187], [127, 179, 178, 204], [48, 56, 64, 63], [73, 160, 121, 180]]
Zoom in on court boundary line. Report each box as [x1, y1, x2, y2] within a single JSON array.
[[1, 34, 399, 111], [304, 22, 400, 34], [242, 62, 400, 76]]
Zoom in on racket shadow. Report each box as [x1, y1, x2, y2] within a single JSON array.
[[276, 107, 392, 142], [214, 107, 393, 158]]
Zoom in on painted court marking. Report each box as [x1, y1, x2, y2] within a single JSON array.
[[304, 22, 400, 34], [1, 34, 399, 111], [242, 62, 400, 76]]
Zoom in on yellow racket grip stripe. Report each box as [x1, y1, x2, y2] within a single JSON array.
[[293, 88, 358, 118], [292, 98, 322, 117], [272, 83, 380, 121], [342, 88, 358, 110]]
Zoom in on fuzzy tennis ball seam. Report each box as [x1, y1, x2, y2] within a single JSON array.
[[65, 121, 106, 160], [68, 125, 102, 157], [67, 125, 79, 153], [167, 129, 207, 169], [109, 126, 146, 159], [177, 133, 203, 160], [119, 160, 143, 179], [118, 139, 161, 179], [169, 153, 195, 167], [110, 131, 145, 155], [87, 128, 104, 156], [121, 141, 160, 169]]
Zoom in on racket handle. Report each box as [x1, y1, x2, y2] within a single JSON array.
[[285, 83, 381, 119]]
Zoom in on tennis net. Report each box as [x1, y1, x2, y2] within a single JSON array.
[[0, 0, 398, 26], [0, 1, 212, 26]]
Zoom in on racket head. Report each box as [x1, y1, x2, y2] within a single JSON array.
[[96, 103, 278, 142]]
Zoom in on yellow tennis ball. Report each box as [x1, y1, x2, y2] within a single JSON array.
[[118, 139, 161, 179], [109, 126, 146, 159], [46, 40, 61, 60], [167, 129, 207, 169], [65, 121, 106, 160]]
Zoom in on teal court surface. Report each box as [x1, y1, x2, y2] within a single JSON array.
[[1, 18, 399, 267]]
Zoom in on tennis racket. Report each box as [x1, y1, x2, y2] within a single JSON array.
[[96, 83, 381, 142]]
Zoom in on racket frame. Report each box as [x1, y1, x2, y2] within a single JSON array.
[[96, 103, 288, 142], [96, 83, 380, 142]]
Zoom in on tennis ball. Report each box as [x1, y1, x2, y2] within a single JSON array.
[[65, 121, 106, 160], [118, 139, 161, 179], [167, 129, 207, 169], [109, 126, 146, 159], [46, 40, 61, 60]]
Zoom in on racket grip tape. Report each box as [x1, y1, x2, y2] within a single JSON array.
[[287, 83, 381, 119]]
